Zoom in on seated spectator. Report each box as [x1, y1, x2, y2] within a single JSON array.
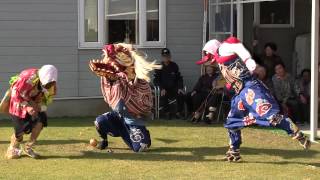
[[255, 65, 274, 94], [185, 65, 224, 124], [153, 48, 185, 119], [257, 42, 284, 79], [295, 69, 311, 124], [272, 62, 302, 123]]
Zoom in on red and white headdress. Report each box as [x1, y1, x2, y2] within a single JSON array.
[[197, 37, 256, 72]]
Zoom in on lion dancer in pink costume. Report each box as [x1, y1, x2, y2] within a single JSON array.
[[5, 65, 58, 159], [197, 37, 311, 162], [89, 43, 161, 152]]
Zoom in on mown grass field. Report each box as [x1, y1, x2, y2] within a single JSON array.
[[0, 117, 319, 180]]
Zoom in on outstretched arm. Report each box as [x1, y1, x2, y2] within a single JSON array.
[[227, 43, 257, 72], [219, 37, 257, 72]]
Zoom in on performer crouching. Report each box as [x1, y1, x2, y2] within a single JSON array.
[[5, 65, 58, 159], [197, 37, 311, 162], [89, 43, 161, 152]]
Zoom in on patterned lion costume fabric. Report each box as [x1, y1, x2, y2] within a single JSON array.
[[89, 43, 161, 117], [89, 43, 161, 152]]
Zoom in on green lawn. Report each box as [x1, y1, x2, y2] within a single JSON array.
[[0, 118, 319, 180]]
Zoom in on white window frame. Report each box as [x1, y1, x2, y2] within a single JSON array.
[[139, 0, 166, 48], [208, 0, 276, 41], [78, 0, 166, 49], [254, 0, 295, 28], [78, 0, 105, 49]]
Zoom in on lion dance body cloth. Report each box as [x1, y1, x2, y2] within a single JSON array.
[[89, 43, 161, 152], [197, 37, 311, 162]]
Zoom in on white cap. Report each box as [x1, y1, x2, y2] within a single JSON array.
[[38, 65, 58, 85], [203, 39, 221, 55], [196, 39, 221, 65]]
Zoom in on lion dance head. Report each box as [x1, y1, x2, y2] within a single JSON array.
[[89, 43, 161, 82]]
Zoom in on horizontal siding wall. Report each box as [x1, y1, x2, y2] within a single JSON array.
[[165, 0, 203, 90], [0, 0, 78, 97], [78, 0, 204, 93], [78, 50, 102, 96], [0, 0, 204, 97], [243, 0, 311, 73]]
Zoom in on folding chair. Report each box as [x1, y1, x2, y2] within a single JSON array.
[[191, 88, 218, 123], [153, 86, 187, 119], [216, 90, 231, 123], [153, 86, 160, 119]]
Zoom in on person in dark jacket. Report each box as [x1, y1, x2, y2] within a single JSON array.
[[153, 48, 185, 119]]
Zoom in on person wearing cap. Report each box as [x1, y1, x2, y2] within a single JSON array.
[[197, 37, 311, 162], [5, 65, 58, 159], [154, 48, 185, 119]]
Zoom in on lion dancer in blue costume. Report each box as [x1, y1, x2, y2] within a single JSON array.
[[197, 37, 311, 162]]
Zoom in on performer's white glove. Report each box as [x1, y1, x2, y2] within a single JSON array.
[[245, 58, 257, 73]]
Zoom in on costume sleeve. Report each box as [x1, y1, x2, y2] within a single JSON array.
[[220, 41, 257, 72], [229, 43, 251, 61], [100, 77, 111, 103], [230, 43, 257, 72], [100, 77, 125, 108]]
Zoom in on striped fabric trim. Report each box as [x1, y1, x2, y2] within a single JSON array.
[[101, 78, 152, 116]]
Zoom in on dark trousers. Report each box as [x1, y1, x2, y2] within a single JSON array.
[[281, 98, 303, 123], [95, 112, 151, 152], [11, 112, 47, 137], [185, 90, 223, 114], [160, 88, 184, 115], [298, 101, 310, 124], [224, 80, 303, 150]]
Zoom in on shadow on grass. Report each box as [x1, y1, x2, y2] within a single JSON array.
[[154, 138, 180, 144], [40, 146, 225, 162], [0, 141, 9, 145], [39, 145, 319, 166], [37, 139, 88, 145], [1, 118, 300, 133], [0, 139, 88, 145], [245, 160, 320, 167], [0, 117, 96, 128], [0, 118, 223, 128]]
